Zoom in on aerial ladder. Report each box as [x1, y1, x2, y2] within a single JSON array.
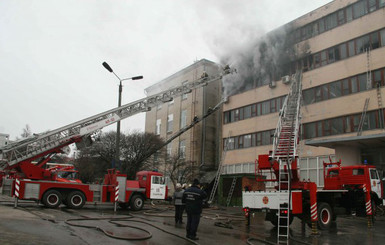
[[0, 66, 234, 177], [257, 71, 302, 243]]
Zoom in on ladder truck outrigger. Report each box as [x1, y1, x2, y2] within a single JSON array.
[[242, 72, 384, 242], [0, 65, 234, 210]]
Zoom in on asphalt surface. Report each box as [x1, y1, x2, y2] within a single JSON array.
[[1, 195, 385, 245]]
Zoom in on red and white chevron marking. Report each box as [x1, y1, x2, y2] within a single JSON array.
[[15, 179, 20, 198], [115, 185, 119, 202], [311, 203, 318, 221], [366, 199, 372, 215], [363, 184, 367, 192]]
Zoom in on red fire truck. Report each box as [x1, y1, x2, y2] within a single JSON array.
[[241, 72, 384, 243]]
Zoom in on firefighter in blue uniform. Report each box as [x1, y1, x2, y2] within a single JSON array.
[[182, 178, 207, 240]]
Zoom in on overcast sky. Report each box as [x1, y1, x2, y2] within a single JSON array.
[[0, 0, 331, 140]]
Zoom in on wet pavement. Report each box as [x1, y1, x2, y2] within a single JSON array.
[[1, 195, 385, 245]]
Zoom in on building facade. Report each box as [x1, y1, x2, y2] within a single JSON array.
[[222, 0, 385, 202], [144, 59, 223, 183]]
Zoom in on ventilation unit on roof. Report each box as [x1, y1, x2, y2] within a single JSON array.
[[282, 75, 291, 84], [269, 81, 276, 88]]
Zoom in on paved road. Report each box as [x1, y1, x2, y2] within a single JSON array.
[[1, 195, 385, 245]]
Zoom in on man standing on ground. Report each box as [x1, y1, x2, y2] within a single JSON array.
[[182, 179, 207, 240]]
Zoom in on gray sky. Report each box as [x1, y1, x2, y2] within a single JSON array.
[[0, 0, 331, 140]]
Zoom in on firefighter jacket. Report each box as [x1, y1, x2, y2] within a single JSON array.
[[182, 185, 207, 214], [173, 189, 185, 206]]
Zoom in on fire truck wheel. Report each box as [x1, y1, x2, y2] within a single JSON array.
[[66, 191, 86, 209], [318, 202, 333, 230], [130, 195, 144, 211], [42, 190, 63, 208]]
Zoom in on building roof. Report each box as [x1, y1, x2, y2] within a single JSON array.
[[144, 59, 218, 94], [305, 133, 385, 149]]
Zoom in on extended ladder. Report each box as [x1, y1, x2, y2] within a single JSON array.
[[208, 131, 231, 204], [272, 71, 302, 244], [357, 98, 370, 136], [376, 83, 385, 129], [226, 177, 237, 207], [0, 66, 235, 170]]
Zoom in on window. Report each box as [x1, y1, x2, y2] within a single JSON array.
[[346, 6, 353, 22], [180, 110, 187, 128], [369, 0, 377, 12], [342, 79, 350, 95], [329, 81, 342, 99], [339, 43, 347, 59], [380, 0, 385, 7], [370, 32, 380, 49], [244, 135, 252, 148], [380, 29, 385, 47], [167, 114, 173, 133], [355, 35, 370, 54], [179, 140, 186, 159], [351, 77, 358, 93], [353, 0, 368, 19], [262, 101, 270, 115], [304, 122, 316, 139], [156, 119, 161, 135], [244, 105, 252, 119], [167, 143, 172, 157], [303, 89, 315, 105], [337, 9, 345, 25], [227, 138, 235, 150], [348, 40, 355, 57], [353, 169, 364, 175], [358, 74, 367, 91], [370, 169, 379, 179], [314, 53, 321, 68], [318, 19, 325, 33], [331, 118, 343, 135]]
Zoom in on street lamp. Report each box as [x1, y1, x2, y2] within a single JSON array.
[[102, 61, 143, 166]]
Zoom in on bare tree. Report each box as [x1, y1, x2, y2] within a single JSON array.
[[164, 154, 195, 190], [75, 130, 165, 181]]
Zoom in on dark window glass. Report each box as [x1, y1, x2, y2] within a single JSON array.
[[251, 104, 257, 117], [315, 87, 322, 102], [305, 122, 317, 139], [373, 70, 382, 87], [345, 117, 353, 133], [337, 9, 345, 25], [346, 6, 353, 22], [330, 81, 342, 98], [322, 84, 329, 100], [369, 0, 377, 12], [312, 22, 319, 36], [356, 35, 370, 54], [262, 101, 270, 115], [351, 77, 358, 93], [257, 103, 261, 116], [321, 51, 327, 66], [348, 40, 355, 56], [270, 99, 276, 113], [371, 32, 380, 49], [331, 118, 343, 135], [358, 74, 367, 91], [353, 115, 360, 132], [328, 48, 335, 63], [224, 111, 230, 124], [244, 135, 252, 148], [319, 19, 325, 33], [256, 133, 262, 146], [381, 29, 385, 47], [261, 131, 271, 145], [303, 89, 315, 105], [340, 43, 347, 59], [353, 1, 368, 19], [342, 79, 350, 95], [251, 133, 256, 146], [323, 120, 331, 136], [244, 105, 251, 119], [314, 53, 321, 68], [317, 122, 323, 137], [334, 46, 340, 61]]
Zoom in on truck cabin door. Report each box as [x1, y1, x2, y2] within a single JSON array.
[[369, 168, 382, 199], [150, 175, 166, 200]]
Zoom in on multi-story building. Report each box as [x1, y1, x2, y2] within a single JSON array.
[[221, 0, 385, 205], [144, 59, 223, 184]]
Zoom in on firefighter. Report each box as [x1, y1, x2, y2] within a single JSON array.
[[172, 183, 185, 224], [182, 178, 207, 241]]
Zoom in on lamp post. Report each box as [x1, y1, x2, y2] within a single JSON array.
[[102, 62, 143, 166]]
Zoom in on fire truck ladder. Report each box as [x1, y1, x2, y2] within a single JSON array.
[[357, 98, 370, 136], [226, 177, 237, 207], [208, 131, 231, 205], [271, 71, 302, 243], [0, 66, 235, 170]]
